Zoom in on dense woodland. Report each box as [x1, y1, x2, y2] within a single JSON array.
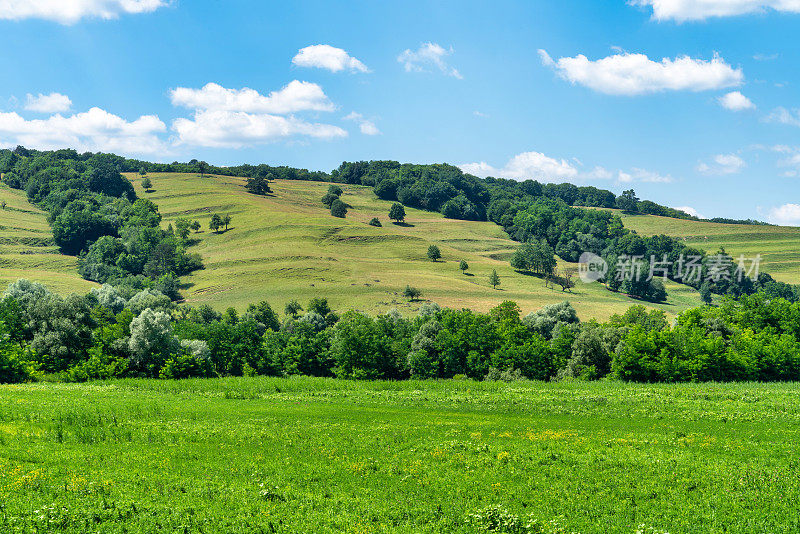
[[2, 279, 800, 384]]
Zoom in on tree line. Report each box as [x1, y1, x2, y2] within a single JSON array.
[[3, 278, 800, 384]]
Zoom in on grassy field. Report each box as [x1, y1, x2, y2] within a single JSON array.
[[125, 173, 706, 321], [0, 182, 96, 295], [1, 377, 799, 533], [618, 212, 800, 284]]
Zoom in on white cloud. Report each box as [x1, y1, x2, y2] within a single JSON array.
[[718, 91, 755, 111], [170, 81, 334, 114], [398, 42, 463, 79], [753, 53, 779, 61], [674, 205, 705, 218], [764, 107, 800, 127], [631, 0, 800, 22], [473, 111, 489, 118], [461, 152, 671, 184], [768, 203, 800, 225], [460, 151, 578, 181], [172, 110, 347, 148], [343, 112, 380, 136], [696, 153, 746, 175], [617, 168, 674, 183], [539, 49, 743, 95], [24, 92, 72, 113], [0, 107, 167, 155], [0, 0, 167, 24], [291, 44, 369, 73]]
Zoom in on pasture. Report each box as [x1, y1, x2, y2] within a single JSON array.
[[1, 377, 798, 533]]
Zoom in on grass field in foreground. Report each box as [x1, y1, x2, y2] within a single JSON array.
[[1, 377, 799, 533], [126, 173, 707, 321], [0, 182, 97, 295]]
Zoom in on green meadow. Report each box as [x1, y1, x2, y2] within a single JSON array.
[[0, 182, 96, 295], [1, 377, 799, 533]]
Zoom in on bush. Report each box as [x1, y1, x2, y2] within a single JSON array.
[[368, 217, 382, 227], [330, 199, 347, 218]]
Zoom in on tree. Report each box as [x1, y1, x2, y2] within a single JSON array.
[[322, 192, 339, 207], [222, 214, 232, 231], [209, 213, 222, 233], [427, 245, 441, 262], [489, 269, 500, 290], [403, 285, 421, 301], [246, 174, 272, 195], [330, 199, 347, 218], [190, 220, 201, 233], [616, 189, 639, 213], [128, 308, 180, 375], [368, 217, 382, 227], [558, 268, 576, 292], [459, 260, 469, 274], [175, 218, 191, 240], [141, 176, 152, 191], [327, 184, 343, 197], [284, 299, 303, 318], [1, 200, 6, 209], [389, 203, 406, 223], [139, 168, 147, 177], [700, 282, 713, 305], [198, 161, 208, 178]]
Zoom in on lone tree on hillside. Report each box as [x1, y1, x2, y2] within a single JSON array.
[[141, 176, 152, 191], [209, 213, 222, 233], [175, 218, 191, 240], [139, 168, 147, 178], [331, 199, 347, 218], [389, 203, 406, 223], [222, 214, 232, 231], [427, 245, 441, 262], [198, 161, 209, 178], [459, 260, 469, 274], [489, 269, 501, 290], [616, 189, 639, 213], [190, 220, 201, 233], [246, 174, 272, 195], [284, 299, 303, 318], [403, 285, 421, 301]]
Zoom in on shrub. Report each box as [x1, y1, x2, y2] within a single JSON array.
[[368, 217, 382, 227], [330, 199, 347, 218]]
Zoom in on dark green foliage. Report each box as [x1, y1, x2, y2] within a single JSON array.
[[368, 217, 382, 227], [389, 202, 405, 223], [615, 189, 639, 213], [427, 245, 441, 262], [459, 260, 469, 274], [489, 269, 500, 289], [330, 199, 347, 218], [403, 285, 421, 301], [246, 174, 272, 195], [209, 213, 223, 233], [141, 176, 153, 191]]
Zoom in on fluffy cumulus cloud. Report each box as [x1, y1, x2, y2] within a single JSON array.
[[617, 168, 673, 183], [631, 0, 800, 22], [398, 42, 462, 79], [169, 81, 334, 114], [765, 107, 800, 127], [718, 91, 755, 111], [343, 112, 380, 135], [696, 153, 746, 175], [0, 0, 167, 24], [768, 203, 800, 225], [172, 110, 346, 148], [24, 92, 72, 113], [460, 151, 578, 182], [0, 107, 167, 155], [292, 45, 369, 73], [674, 205, 705, 218], [460, 151, 671, 184], [539, 49, 743, 95], [170, 81, 346, 147]]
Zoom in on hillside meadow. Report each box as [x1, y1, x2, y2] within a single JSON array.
[[125, 173, 709, 320], [1, 377, 799, 533]]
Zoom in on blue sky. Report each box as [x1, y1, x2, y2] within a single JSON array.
[[1, 1, 799, 223]]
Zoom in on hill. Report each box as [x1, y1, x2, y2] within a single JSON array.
[[0, 182, 96, 294], [125, 172, 706, 320], [618, 212, 800, 283]]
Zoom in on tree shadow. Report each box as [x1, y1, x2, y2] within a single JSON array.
[[463, 272, 475, 277], [392, 221, 415, 227]]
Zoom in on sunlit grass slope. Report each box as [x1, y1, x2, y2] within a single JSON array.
[[0, 182, 96, 294], [127, 173, 704, 320], [617, 211, 800, 284]]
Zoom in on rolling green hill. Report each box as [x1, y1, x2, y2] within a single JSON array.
[[3, 171, 797, 321], [124, 172, 707, 320], [0, 182, 96, 295]]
